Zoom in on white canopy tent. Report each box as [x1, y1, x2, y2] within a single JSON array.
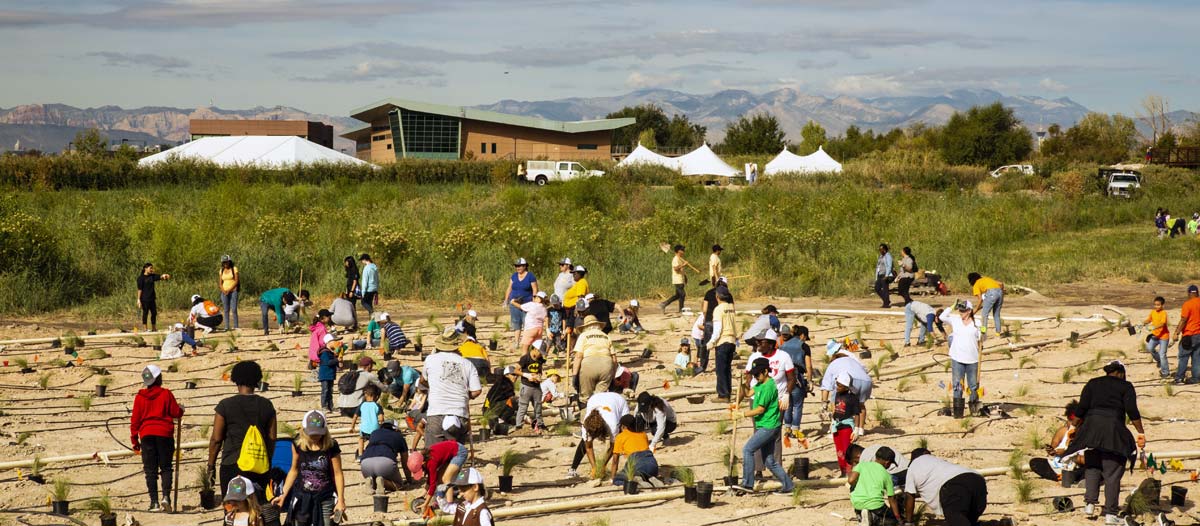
[[676, 143, 739, 177], [763, 145, 843, 175], [616, 143, 680, 170], [138, 136, 371, 168]]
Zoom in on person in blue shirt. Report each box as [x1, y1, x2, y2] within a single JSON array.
[[360, 254, 380, 315], [317, 335, 341, 411], [502, 257, 538, 350], [258, 288, 308, 336], [352, 384, 384, 461], [360, 420, 413, 492], [779, 325, 813, 438], [384, 361, 421, 405]]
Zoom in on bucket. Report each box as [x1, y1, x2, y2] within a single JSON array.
[[683, 485, 697, 503], [1172, 486, 1187, 506], [791, 457, 810, 480], [624, 480, 640, 495], [695, 482, 713, 508], [499, 475, 514, 493], [1061, 469, 1077, 487], [373, 495, 388, 513]]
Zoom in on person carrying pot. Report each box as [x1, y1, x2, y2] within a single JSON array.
[[131, 364, 184, 512], [1062, 360, 1145, 523]]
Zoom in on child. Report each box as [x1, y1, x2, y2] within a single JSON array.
[[131, 364, 184, 512], [635, 392, 677, 451], [734, 358, 793, 495], [308, 310, 332, 368], [437, 468, 494, 526], [619, 300, 644, 333], [540, 369, 564, 404], [690, 313, 708, 373], [674, 338, 700, 376], [272, 411, 346, 526], [847, 444, 902, 526], [832, 372, 862, 475], [483, 366, 519, 432], [610, 414, 662, 487], [411, 440, 470, 518], [547, 296, 566, 355], [516, 340, 547, 432], [188, 294, 223, 335], [223, 475, 264, 526], [317, 335, 340, 412], [1144, 296, 1171, 378], [512, 291, 548, 354], [351, 384, 384, 461], [160, 322, 199, 360]]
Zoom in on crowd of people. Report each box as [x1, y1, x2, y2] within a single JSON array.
[[120, 244, 1171, 526]]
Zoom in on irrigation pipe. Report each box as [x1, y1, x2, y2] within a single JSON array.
[[878, 324, 1117, 379], [389, 450, 1200, 525], [740, 308, 1122, 325]]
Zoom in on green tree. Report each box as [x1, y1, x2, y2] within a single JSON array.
[[607, 105, 704, 150], [637, 128, 658, 150], [937, 103, 1032, 167], [663, 114, 706, 149], [73, 129, 108, 156], [796, 120, 826, 155], [720, 113, 787, 155], [1040, 113, 1136, 164]]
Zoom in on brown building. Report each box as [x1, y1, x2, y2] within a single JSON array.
[[340, 98, 635, 163], [189, 119, 335, 149]]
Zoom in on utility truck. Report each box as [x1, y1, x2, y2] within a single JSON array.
[[520, 161, 604, 185]]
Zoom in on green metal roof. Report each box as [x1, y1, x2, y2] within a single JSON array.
[[347, 98, 635, 134], [339, 123, 371, 140]]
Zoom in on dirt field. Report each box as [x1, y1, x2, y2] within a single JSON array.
[[2, 285, 1199, 526]]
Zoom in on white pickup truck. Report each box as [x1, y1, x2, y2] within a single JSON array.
[[521, 160, 605, 185]]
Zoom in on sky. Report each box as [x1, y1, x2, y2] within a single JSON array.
[[2, 0, 1197, 117]]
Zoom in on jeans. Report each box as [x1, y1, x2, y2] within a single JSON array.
[[140, 435, 173, 505], [697, 321, 713, 372], [508, 304, 525, 332], [259, 300, 273, 335], [320, 380, 334, 411], [1176, 335, 1200, 382], [714, 343, 736, 398], [1083, 450, 1125, 516], [614, 450, 659, 485], [783, 387, 805, 429], [874, 275, 891, 307], [221, 290, 239, 330], [660, 284, 685, 312], [1146, 336, 1170, 376], [951, 360, 979, 403], [741, 427, 792, 491], [903, 304, 934, 346], [979, 288, 1003, 331]]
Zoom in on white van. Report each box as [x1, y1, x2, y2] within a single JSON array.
[[521, 161, 605, 185]]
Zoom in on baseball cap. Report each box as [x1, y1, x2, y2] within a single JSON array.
[[750, 357, 770, 376], [317, 308, 332, 318], [536, 291, 547, 299], [452, 467, 484, 486], [141, 365, 162, 387], [386, 360, 401, 373], [763, 305, 778, 314], [679, 337, 691, 347], [408, 451, 425, 480], [514, 257, 528, 266], [224, 475, 254, 502], [173, 322, 184, 330], [358, 356, 375, 367], [758, 328, 778, 341], [503, 365, 517, 376], [381, 419, 402, 430], [584, 293, 595, 301], [531, 339, 544, 351], [956, 299, 973, 311], [1189, 284, 1199, 294], [559, 257, 573, 266], [302, 410, 327, 436], [379, 312, 391, 321], [573, 265, 587, 273], [862, 445, 909, 474], [717, 276, 728, 284], [544, 368, 561, 379], [221, 254, 232, 263], [712, 244, 723, 251], [630, 299, 639, 307], [322, 334, 339, 345], [780, 325, 793, 336], [836, 372, 853, 387], [466, 309, 478, 319], [191, 294, 202, 303]]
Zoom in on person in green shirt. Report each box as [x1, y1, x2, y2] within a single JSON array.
[[847, 444, 903, 525], [733, 358, 793, 494], [258, 287, 308, 336]]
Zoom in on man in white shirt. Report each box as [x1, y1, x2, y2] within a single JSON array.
[[939, 300, 982, 416], [903, 448, 987, 526], [553, 258, 575, 302], [422, 327, 482, 445]]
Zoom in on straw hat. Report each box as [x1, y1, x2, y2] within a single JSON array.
[[434, 326, 464, 352], [580, 315, 604, 329]]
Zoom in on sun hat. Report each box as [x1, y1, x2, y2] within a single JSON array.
[[559, 257, 573, 266], [452, 467, 484, 486], [434, 326, 464, 352], [825, 339, 843, 356], [836, 372, 853, 387], [580, 315, 604, 329], [322, 333, 342, 345], [514, 257, 528, 266], [141, 364, 162, 387], [407, 451, 425, 480], [302, 410, 327, 436], [223, 475, 254, 502], [630, 299, 639, 307]]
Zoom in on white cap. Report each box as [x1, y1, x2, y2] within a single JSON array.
[[173, 322, 184, 330], [322, 334, 337, 344], [559, 257, 572, 265], [836, 372, 853, 387], [762, 328, 778, 340], [532, 339, 544, 350], [190, 294, 201, 303], [452, 467, 485, 486], [536, 291, 547, 299], [514, 257, 528, 266], [467, 310, 478, 318], [584, 293, 595, 301], [379, 312, 391, 321], [573, 265, 587, 273], [142, 364, 162, 386], [503, 365, 517, 375], [630, 299, 639, 307], [615, 365, 627, 376]]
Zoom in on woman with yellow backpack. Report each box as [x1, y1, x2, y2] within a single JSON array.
[[207, 361, 278, 510]]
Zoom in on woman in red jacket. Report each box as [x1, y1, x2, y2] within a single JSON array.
[[131, 364, 184, 512]]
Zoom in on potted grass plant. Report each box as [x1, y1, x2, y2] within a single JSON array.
[[196, 465, 216, 509], [292, 373, 304, 397], [27, 456, 45, 484], [87, 490, 117, 526], [674, 466, 697, 503], [498, 449, 521, 492], [623, 460, 640, 495], [96, 375, 113, 397], [49, 477, 71, 515], [259, 371, 271, 392]]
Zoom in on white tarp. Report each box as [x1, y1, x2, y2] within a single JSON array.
[[763, 145, 843, 175], [616, 142, 680, 170], [138, 135, 371, 168], [676, 143, 739, 177]]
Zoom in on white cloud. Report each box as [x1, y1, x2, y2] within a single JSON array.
[[625, 71, 683, 89], [827, 74, 905, 96], [1039, 77, 1068, 92]]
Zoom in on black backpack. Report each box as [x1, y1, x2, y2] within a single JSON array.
[[337, 370, 361, 395]]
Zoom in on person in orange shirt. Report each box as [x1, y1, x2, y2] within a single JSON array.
[[1144, 296, 1171, 378], [1172, 285, 1200, 384]]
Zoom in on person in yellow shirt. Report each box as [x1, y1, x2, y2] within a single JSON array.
[[705, 291, 738, 402], [658, 245, 691, 315], [968, 272, 1004, 334], [572, 316, 616, 398], [1145, 296, 1171, 378], [458, 337, 491, 379], [562, 265, 590, 337]]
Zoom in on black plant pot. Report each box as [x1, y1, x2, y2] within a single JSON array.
[[1172, 486, 1187, 506], [259, 382, 269, 392], [641, 349, 653, 360], [373, 494, 389, 513], [291, 390, 303, 397], [199, 489, 217, 510], [64, 348, 74, 355], [479, 427, 491, 441], [28, 474, 45, 484], [859, 350, 872, 360], [51, 500, 69, 516], [791, 457, 810, 480], [695, 481, 713, 508], [683, 485, 697, 503], [498, 475, 513, 492], [20, 367, 34, 374], [185, 381, 197, 389], [95, 385, 107, 397], [413, 343, 423, 355], [722, 475, 737, 487], [100, 514, 117, 526], [488, 340, 498, 351], [624, 480, 640, 495]]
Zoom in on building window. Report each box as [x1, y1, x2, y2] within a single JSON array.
[[387, 144, 393, 150], [398, 109, 459, 154], [491, 143, 497, 154], [577, 144, 598, 150], [372, 134, 388, 142], [372, 125, 390, 132], [481, 142, 487, 154]]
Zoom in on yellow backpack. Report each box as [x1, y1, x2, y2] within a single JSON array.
[[237, 424, 269, 474]]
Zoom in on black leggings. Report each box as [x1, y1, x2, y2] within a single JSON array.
[[141, 298, 158, 328], [661, 284, 685, 312], [571, 439, 591, 470], [897, 277, 914, 305], [140, 435, 173, 504]]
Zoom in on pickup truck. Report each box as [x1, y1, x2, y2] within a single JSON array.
[[989, 164, 1035, 178], [520, 160, 604, 185], [1105, 170, 1141, 198]]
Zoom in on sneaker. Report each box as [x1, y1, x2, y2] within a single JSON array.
[[1174, 378, 1186, 385], [773, 487, 793, 495], [566, 468, 579, 478], [160, 498, 172, 513], [1157, 512, 1175, 526], [730, 484, 755, 494], [1085, 503, 1097, 519], [647, 476, 665, 488], [1105, 515, 1122, 525], [148, 503, 163, 512]]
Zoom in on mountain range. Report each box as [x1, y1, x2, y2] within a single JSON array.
[[1, 89, 1194, 152]]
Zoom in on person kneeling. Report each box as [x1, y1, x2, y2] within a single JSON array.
[[848, 444, 903, 526], [610, 415, 662, 488]]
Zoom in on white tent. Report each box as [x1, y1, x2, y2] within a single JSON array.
[[616, 142, 680, 170], [676, 143, 739, 177], [763, 145, 843, 175], [138, 136, 371, 168]]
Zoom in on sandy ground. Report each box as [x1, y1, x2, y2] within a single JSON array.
[[2, 284, 1199, 526]]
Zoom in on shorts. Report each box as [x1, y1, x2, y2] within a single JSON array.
[[450, 442, 469, 467], [361, 433, 371, 439], [340, 408, 356, 418], [520, 326, 544, 348], [508, 304, 526, 331]]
